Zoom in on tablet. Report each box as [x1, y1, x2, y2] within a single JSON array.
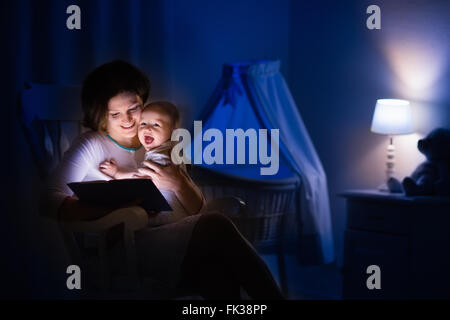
[[68, 178, 172, 213]]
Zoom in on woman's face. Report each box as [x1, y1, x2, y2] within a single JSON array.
[[106, 92, 143, 140]]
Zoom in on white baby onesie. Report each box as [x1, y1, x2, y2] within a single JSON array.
[[143, 140, 174, 166]]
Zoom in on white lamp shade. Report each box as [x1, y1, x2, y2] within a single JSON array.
[[370, 99, 414, 135]]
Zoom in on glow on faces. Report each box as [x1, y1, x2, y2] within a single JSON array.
[[107, 92, 143, 144], [138, 106, 173, 151]]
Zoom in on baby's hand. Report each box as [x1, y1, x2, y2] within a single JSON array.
[[99, 159, 118, 178]]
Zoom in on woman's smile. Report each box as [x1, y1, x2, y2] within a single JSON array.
[[121, 122, 136, 130]]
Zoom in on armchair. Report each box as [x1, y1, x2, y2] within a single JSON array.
[[18, 82, 245, 298]]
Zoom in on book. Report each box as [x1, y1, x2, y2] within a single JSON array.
[[67, 179, 172, 213]]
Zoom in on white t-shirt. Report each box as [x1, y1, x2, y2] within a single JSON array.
[[41, 130, 198, 224]]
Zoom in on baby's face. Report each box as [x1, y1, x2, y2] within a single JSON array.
[[138, 107, 173, 150]]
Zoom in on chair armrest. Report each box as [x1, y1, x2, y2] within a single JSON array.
[[206, 196, 246, 216], [59, 206, 149, 233]]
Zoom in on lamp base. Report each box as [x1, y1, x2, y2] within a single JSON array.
[[377, 183, 390, 192], [377, 181, 404, 194]]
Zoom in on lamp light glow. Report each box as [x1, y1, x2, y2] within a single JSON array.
[[371, 99, 413, 135]]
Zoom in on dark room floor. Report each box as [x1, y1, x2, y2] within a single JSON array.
[[261, 254, 342, 300]]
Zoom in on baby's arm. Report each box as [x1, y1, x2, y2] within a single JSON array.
[[99, 159, 138, 179]]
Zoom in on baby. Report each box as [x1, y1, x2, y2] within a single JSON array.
[[100, 101, 180, 179], [100, 101, 202, 226]]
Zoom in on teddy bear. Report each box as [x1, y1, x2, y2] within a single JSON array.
[[387, 128, 450, 196]]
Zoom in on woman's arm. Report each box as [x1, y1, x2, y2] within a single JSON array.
[[173, 169, 206, 215], [138, 160, 205, 215], [40, 132, 113, 221], [58, 197, 115, 221]]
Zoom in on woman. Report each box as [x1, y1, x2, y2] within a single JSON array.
[[41, 60, 284, 300]]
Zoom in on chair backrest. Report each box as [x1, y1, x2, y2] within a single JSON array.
[[18, 82, 86, 179]]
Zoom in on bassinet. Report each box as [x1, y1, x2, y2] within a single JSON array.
[[191, 165, 300, 248]]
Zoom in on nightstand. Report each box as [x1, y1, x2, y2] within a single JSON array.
[[339, 189, 450, 299]]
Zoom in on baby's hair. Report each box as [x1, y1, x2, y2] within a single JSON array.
[[144, 101, 181, 128]]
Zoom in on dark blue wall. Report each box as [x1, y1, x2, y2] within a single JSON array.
[[158, 0, 290, 125]]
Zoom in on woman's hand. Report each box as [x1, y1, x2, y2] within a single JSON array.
[[137, 160, 186, 192], [137, 160, 205, 215], [58, 197, 116, 221]]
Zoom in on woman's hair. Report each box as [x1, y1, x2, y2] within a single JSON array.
[[81, 60, 151, 132], [145, 101, 181, 128]]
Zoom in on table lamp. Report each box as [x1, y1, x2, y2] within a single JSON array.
[[370, 99, 413, 192]]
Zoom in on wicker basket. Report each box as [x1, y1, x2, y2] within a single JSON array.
[[191, 166, 299, 248]]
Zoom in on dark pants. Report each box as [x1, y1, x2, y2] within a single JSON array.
[[175, 213, 285, 300]]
